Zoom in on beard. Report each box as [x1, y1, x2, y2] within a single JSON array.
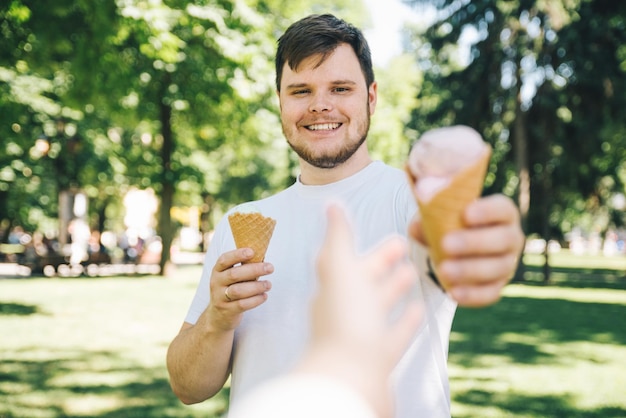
[[287, 131, 368, 169], [283, 106, 371, 169]]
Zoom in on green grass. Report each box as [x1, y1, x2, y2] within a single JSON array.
[[0, 265, 228, 418], [522, 249, 626, 289], [450, 250, 626, 417], [524, 249, 626, 271], [1, 259, 625, 418], [449, 284, 626, 417]]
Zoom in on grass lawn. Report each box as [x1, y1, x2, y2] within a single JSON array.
[[0, 265, 227, 418], [1, 256, 626, 417], [449, 251, 626, 417]]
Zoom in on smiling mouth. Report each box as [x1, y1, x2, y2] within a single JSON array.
[[306, 123, 342, 131]]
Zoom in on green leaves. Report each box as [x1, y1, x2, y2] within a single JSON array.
[[0, 0, 371, 265], [406, 0, 626, 240]]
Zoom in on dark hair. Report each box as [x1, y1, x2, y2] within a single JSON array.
[[275, 14, 374, 91]]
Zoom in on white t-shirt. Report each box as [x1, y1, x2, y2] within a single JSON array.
[[185, 161, 457, 418]]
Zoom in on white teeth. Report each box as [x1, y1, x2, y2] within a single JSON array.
[[308, 123, 340, 131]]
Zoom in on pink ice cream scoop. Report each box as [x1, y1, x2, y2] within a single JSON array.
[[407, 125, 489, 203]]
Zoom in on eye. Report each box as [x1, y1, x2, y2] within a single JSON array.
[[333, 86, 351, 93], [292, 89, 310, 96]]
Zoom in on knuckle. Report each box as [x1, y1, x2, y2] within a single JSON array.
[[216, 252, 229, 266], [224, 267, 236, 281]]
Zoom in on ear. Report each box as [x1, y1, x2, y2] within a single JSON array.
[[368, 81, 378, 115], [276, 89, 282, 111]]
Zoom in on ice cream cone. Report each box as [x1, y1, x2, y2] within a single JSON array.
[[411, 146, 492, 265], [228, 212, 276, 263]]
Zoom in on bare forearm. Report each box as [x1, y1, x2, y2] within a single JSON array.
[[166, 317, 234, 404]]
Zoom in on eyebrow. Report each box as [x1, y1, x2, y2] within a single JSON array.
[[285, 80, 358, 90]]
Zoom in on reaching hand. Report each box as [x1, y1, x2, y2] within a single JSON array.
[[297, 203, 423, 418]]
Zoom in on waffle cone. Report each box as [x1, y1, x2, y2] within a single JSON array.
[[407, 146, 492, 265], [228, 212, 276, 263]]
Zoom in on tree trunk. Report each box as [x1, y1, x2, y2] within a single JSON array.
[[542, 244, 551, 282], [513, 75, 529, 281], [541, 169, 552, 283], [514, 88, 530, 233], [540, 113, 554, 283], [158, 75, 175, 276], [199, 193, 214, 252]]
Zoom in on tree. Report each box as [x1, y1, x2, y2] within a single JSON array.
[[405, 0, 626, 279], [368, 53, 422, 168], [1, 0, 370, 274], [0, 1, 114, 243]]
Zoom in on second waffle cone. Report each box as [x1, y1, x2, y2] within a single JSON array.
[[228, 212, 276, 264]]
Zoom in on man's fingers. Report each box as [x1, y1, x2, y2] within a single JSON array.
[[225, 280, 272, 301], [218, 261, 274, 285], [223, 280, 272, 309], [438, 254, 518, 287], [448, 281, 507, 307], [442, 223, 523, 257], [215, 248, 255, 272], [464, 194, 521, 227]]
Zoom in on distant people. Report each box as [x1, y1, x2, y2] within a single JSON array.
[[6, 226, 30, 263], [8, 225, 26, 245], [603, 230, 619, 256], [68, 218, 90, 265]]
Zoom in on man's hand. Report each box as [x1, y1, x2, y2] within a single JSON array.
[[207, 247, 274, 331], [410, 194, 524, 307]]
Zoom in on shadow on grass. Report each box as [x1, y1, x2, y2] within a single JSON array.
[[451, 295, 626, 367], [521, 264, 626, 290], [0, 349, 229, 418], [450, 292, 626, 416], [0, 302, 39, 316], [453, 390, 626, 418]]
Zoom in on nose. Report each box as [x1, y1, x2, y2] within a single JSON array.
[[308, 92, 333, 113]]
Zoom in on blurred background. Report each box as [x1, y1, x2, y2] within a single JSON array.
[[1, 0, 625, 278], [1, 0, 625, 417]]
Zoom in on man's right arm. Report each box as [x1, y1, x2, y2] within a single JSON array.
[[166, 247, 274, 404], [166, 318, 235, 404]]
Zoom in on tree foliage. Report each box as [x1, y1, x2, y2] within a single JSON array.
[[0, 0, 370, 273], [405, 0, 626, 243]]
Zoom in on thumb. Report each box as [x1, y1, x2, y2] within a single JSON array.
[[317, 203, 354, 278]]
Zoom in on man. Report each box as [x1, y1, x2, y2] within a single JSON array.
[[167, 14, 524, 417]]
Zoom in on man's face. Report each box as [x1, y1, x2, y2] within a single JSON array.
[[278, 43, 377, 169]]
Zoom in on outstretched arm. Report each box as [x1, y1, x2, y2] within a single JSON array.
[[300, 204, 423, 417]]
